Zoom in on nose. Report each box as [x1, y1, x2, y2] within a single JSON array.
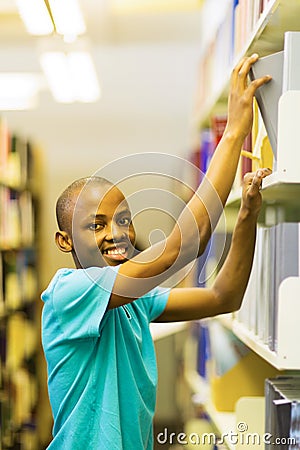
[[106, 221, 125, 241]]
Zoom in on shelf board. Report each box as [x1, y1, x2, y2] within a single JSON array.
[[261, 172, 300, 205], [218, 316, 298, 371], [150, 321, 188, 341], [225, 174, 300, 210], [185, 369, 236, 450], [230, 320, 281, 368]]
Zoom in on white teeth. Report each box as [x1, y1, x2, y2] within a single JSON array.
[[106, 248, 126, 255]]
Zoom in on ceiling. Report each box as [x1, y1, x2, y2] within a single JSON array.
[[0, 0, 204, 121]]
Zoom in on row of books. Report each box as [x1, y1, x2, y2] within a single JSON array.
[[236, 221, 300, 352], [0, 312, 38, 373], [265, 376, 300, 449], [196, 0, 272, 116], [234, 0, 271, 55], [1, 359, 38, 449], [0, 186, 35, 249], [0, 117, 40, 448], [0, 309, 38, 448], [0, 117, 33, 190], [190, 115, 227, 188], [190, 110, 271, 192], [0, 249, 38, 314], [0, 313, 38, 449]]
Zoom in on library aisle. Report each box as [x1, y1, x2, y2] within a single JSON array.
[[1, 0, 300, 449]]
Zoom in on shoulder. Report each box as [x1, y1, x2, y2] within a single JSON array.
[[41, 266, 120, 302]]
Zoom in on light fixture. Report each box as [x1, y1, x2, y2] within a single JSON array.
[[48, 0, 86, 39], [15, 0, 86, 38], [15, 0, 54, 36], [40, 51, 100, 103], [0, 74, 42, 110]]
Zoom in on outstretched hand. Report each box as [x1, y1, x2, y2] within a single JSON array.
[[241, 168, 272, 216], [226, 54, 272, 141]]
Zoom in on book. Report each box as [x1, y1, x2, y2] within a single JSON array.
[[265, 376, 300, 450], [211, 114, 227, 148], [199, 128, 214, 175], [249, 50, 284, 158], [273, 222, 300, 352], [241, 131, 252, 176]]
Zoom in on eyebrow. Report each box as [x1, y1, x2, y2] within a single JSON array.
[[87, 208, 131, 221]]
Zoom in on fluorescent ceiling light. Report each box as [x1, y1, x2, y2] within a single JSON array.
[[0, 74, 41, 110], [68, 52, 100, 102], [15, 0, 86, 38], [16, 0, 54, 35], [40, 51, 100, 103], [48, 0, 86, 37]]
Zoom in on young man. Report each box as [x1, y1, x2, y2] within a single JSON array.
[[41, 55, 271, 449]]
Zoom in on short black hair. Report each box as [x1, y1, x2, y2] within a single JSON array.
[[56, 176, 113, 233]]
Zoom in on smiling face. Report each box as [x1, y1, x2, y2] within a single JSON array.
[[55, 180, 136, 269]]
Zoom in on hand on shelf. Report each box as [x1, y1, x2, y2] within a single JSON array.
[[225, 54, 272, 142], [240, 167, 272, 218]]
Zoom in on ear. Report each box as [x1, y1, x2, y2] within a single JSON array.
[[55, 231, 73, 253]]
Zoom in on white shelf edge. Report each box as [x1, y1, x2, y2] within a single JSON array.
[[185, 369, 236, 450], [225, 174, 300, 208], [221, 317, 300, 371], [217, 314, 285, 369], [218, 315, 288, 370], [230, 319, 282, 368], [150, 321, 188, 341], [261, 170, 298, 188]]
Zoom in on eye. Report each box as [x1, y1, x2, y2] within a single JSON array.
[[118, 217, 130, 226], [88, 223, 104, 231]]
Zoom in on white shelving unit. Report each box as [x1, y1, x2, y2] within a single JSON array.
[[219, 278, 300, 371], [187, 2, 300, 448], [222, 91, 300, 370]]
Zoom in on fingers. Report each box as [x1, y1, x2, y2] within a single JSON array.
[[248, 74, 272, 95], [231, 53, 259, 87], [246, 168, 272, 194], [231, 53, 272, 94]]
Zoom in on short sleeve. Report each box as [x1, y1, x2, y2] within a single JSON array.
[[140, 286, 170, 323], [48, 266, 120, 339]]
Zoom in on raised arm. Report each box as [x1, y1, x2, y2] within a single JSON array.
[[110, 56, 271, 306], [156, 168, 271, 322]]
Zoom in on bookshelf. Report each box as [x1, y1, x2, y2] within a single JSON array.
[[186, 1, 300, 447], [0, 117, 41, 449], [194, 0, 300, 128]]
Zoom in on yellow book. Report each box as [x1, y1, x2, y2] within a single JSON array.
[[252, 98, 259, 149], [260, 135, 273, 170], [211, 350, 278, 412]]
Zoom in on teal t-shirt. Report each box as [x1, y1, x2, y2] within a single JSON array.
[[41, 266, 170, 450]]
